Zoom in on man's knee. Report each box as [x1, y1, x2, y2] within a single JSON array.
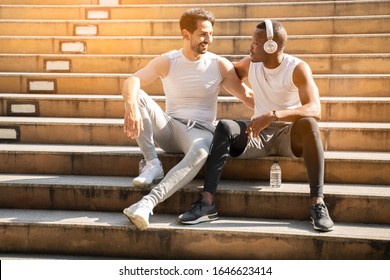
[[294, 117, 319, 135], [187, 141, 210, 165], [215, 120, 243, 138], [216, 120, 232, 136], [137, 90, 149, 107]]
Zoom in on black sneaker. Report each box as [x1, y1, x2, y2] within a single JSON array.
[[310, 203, 335, 232], [179, 198, 218, 224]]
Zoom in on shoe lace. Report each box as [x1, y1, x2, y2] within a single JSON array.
[[138, 200, 154, 215], [313, 203, 327, 218], [141, 161, 160, 177], [188, 198, 205, 213], [139, 159, 146, 174]]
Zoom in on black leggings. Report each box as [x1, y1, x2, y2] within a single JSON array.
[[204, 117, 324, 198]]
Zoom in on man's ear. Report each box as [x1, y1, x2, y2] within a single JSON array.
[[181, 29, 190, 40]]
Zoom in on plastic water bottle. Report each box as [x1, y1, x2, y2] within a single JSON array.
[[270, 161, 281, 188]]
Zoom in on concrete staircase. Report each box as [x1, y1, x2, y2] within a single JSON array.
[[0, 0, 389, 259]]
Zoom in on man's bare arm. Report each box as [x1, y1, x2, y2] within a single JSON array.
[[233, 56, 251, 81], [219, 57, 254, 109], [269, 61, 321, 122], [122, 56, 169, 138], [247, 61, 321, 137]]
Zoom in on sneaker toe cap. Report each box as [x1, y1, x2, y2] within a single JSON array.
[[179, 212, 196, 222], [316, 218, 335, 231]]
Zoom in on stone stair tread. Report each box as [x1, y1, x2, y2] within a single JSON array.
[[1, 15, 390, 37], [1, 1, 389, 18], [1, 143, 389, 160], [0, 173, 389, 197], [1, 116, 389, 130], [0, 93, 125, 100], [0, 0, 370, 4], [1, 35, 389, 55], [1, 53, 389, 75], [2, 93, 390, 102], [0, 72, 130, 78], [2, 72, 389, 79], [0, 116, 124, 124], [0, 143, 141, 153], [1, 208, 389, 241], [1, 143, 387, 185], [1, 14, 389, 22], [2, 34, 389, 39], [1, 1, 387, 6], [325, 150, 390, 161], [1, 116, 388, 152], [2, 74, 387, 97], [3, 53, 390, 58], [319, 122, 390, 129], [0, 94, 237, 107], [321, 96, 390, 102]]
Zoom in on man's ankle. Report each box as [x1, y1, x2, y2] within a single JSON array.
[[202, 191, 214, 205], [311, 196, 324, 206]]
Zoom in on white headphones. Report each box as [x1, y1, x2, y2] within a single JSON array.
[[263, 19, 278, 54]]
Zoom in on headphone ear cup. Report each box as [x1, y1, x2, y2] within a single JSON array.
[[263, 19, 278, 54], [264, 39, 278, 54]]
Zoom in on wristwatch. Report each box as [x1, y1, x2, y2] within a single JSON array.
[[271, 110, 280, 120]]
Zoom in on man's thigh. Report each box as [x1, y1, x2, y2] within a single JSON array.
[[239, 122, 296, 159], [154, 119, 213, 155]]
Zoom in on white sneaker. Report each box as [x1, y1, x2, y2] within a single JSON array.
[[139, 158, 146, 174], [123, 200, 153, 230], [133, 158, 164, 187]]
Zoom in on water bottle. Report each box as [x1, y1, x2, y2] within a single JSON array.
[[270, 161, 281, 188]]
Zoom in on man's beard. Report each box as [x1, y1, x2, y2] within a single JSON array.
[[192, 42, 209, 54]]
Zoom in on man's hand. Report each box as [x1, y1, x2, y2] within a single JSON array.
[[245, 112, 276, 137], [123, 104, 143, 139]]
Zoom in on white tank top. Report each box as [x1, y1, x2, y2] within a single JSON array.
[[161, 49, 222, 128], [248, 54, 303, 119]]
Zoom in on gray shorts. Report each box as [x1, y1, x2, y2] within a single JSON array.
[[238, 121, 297, 159]]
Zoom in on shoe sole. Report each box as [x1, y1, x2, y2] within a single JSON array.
[[180, 213, 218, 225], [123, 208, 149, 230], [310, 218, 335, 232], [132, 176, 164, 187]]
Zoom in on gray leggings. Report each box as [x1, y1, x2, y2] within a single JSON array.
[[136, 91, 214, 208]]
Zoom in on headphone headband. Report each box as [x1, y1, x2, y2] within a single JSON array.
[[263, 19, 278, 54], [264, 19, 274, 41]]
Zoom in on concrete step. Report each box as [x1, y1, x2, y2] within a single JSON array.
[[1, 2, 389, 20], [321, 97, 390, 123], [0, 0, 324, 4], [0, 117, 389, 152], [0, 144, 388, 184], [1, 16, 389, 36], [1, 54, 389, 75], [0, 208, 388, 259], [1, 0, 388, 262], [1, 73, 388, 97], [0, 0, 102, 3], [0, 174, 389, 224], [1, 94, 389, 123], [0, 116, 134, 146], [319, 122, 390, 152], [1, 34, 389, 55]]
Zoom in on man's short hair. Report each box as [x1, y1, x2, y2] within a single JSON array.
[[256, 19, 287, 49], [180, 8, 215, 33]]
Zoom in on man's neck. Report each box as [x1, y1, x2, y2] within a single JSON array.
[[263, 52, 285, 69], [182, 47, 204, 61]]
